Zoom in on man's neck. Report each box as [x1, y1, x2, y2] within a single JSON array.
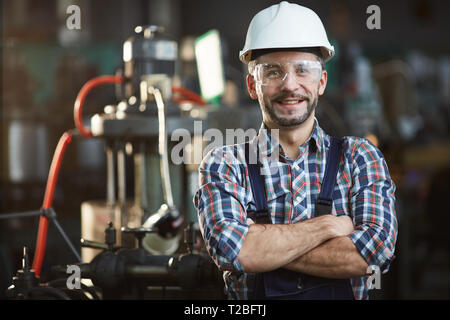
[[264, 115, 315, 160]]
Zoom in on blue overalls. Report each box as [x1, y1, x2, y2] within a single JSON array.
[[244, 137, 354, 300]]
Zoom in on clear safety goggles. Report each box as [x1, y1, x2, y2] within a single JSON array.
[[253, 60, 322, 87]]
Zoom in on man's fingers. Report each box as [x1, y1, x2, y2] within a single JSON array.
[[336, 215, 355, 235]]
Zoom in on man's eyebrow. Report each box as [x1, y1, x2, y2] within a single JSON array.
[[293, 60, 322, 67], [261, 62, 279, 68]]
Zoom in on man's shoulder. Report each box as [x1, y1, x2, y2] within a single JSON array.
[[340, 135, 386, 164], [199, 143, 247, 169], [317, 124, 378, 157]]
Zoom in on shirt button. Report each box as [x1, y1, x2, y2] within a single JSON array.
[[296, 196, 301, 203], [293, 163, 300, 171]]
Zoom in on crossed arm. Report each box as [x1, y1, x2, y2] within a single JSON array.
[[284, 236, 369, 279], [237, 215, 369, 278], [196, 141, 397, 280]]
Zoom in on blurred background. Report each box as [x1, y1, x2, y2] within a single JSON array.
[[0, 0, 449, 300]]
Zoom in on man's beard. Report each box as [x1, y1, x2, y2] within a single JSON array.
[[262, 91, 318, 127]]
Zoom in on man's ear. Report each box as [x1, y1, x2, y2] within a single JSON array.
[[246, 74, 258, 99], [318, 69, 327, 96]]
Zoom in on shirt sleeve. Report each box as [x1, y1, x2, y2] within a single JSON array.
[[193, 146, 250, 273], [347, 138, 398, 274]]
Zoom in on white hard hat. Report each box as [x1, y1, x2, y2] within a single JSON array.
[[240, 1, 335, 64]]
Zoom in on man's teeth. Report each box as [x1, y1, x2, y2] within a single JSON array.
[[280, 100, 302, 104]]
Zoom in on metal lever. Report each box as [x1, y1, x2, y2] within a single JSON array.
[[80, 239, 108, 251], [121, 227, 157, 248]]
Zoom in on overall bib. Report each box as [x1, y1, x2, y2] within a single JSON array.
[[245, 137, 354, 300]]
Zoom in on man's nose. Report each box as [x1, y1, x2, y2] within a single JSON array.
[[281, 71, 299, 91]]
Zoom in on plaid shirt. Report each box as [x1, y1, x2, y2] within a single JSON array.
[[194, 119, 397, 300]]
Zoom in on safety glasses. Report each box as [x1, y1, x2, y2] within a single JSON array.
[[253, 59, 322, 87]]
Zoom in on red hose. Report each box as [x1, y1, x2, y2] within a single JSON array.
[[32, 131, 73, 276], [33, 75, 124, 275], [74, 75, 124, 138], [33, 77, 203, 276], [172, 86, 207, 106]]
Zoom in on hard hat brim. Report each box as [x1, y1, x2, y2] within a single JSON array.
[[240, 46, 334, 64]]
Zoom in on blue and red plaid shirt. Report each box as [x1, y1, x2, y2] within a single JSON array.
[[194, 119, 398, 300]]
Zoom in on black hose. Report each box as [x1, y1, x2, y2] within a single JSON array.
[[24, 286, 71, 300], [47, 278, 101, 300]]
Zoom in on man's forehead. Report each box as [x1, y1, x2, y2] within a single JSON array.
[[257, 51, 318, 63]]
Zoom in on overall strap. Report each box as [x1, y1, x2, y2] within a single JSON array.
[[244, 137, 351, 300], [315, 136, 343, 216], [244, 142, 271, 224]]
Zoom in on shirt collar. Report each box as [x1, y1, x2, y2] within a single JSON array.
[[254, 118, 321, 158]]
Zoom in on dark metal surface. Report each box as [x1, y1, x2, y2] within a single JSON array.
[[90, 113, 207, 137]]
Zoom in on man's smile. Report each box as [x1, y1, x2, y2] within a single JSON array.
[[274, 98, 307, 109], [272, 94, 309, 111]]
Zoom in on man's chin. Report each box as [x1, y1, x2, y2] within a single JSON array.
[[272, 107, 314, 126], [272, 114, 311, 127]]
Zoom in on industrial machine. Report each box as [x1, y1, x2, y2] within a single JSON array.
[[6, 222, 224, 300], [2, 25, 226, 300]]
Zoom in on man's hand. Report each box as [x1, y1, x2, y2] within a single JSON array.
[[246, 218, 255, 225], [330, 215, 354, 237], [283, 215, 369, 279]]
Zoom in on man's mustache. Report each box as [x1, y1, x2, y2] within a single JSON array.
[[271, 92, 310, 102]]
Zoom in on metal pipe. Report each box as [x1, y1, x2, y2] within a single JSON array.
[[116, 143, 127, 246], [135, 141, 149, 210], [117, 144, 127, 227], [80, 239, 108, 250], [1, 208, 82, 265], [124, 265, 179, 286], [51, 216, 82, 263], [106, 143, 116, 206], [0, 209, 43, 220], [125, 265, 169, 277], [149, 86, 175, 210]]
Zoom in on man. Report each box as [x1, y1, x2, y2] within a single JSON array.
[[194, 1, 397, 300]]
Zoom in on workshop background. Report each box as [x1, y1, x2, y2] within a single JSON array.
[[1, 0, 449, 299]]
